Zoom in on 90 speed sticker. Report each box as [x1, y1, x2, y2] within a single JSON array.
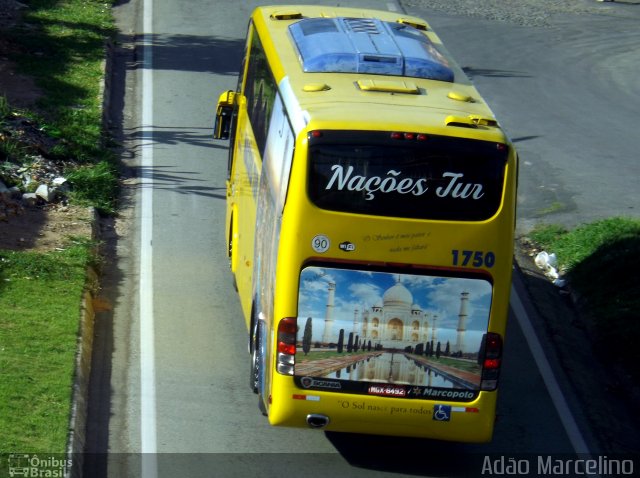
[[312, 234, 330, 253]]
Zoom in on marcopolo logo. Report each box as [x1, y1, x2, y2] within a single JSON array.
[[422, 388, 477, 401], [7, 454, 72, 477]]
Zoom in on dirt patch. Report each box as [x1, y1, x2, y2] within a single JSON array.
[[1, 2, 92, 253], [0, 205, 95, 252]]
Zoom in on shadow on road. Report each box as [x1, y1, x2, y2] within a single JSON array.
[[326, 431, 484, 477]]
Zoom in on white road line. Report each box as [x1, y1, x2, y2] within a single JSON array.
[[140, 0, 157, 476], [511, 283, 593, 457]]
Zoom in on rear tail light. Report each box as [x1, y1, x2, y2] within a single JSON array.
[[480, 332, 502, 391], [277, 317, 297, 375], [390, 132, 428, 141]]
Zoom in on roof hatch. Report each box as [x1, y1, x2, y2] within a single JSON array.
[[288, 17, 454, 82]]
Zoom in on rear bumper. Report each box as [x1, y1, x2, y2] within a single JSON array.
[[267, 379, 497, 442]]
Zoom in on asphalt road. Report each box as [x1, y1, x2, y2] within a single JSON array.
[[83, 0, 639, 477], [403, 0, 640, 233]]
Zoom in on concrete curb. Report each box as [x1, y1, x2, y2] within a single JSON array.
[[62, 47, 114, 478], [65, 207, 101, 478], [65, 286, 96, 478]]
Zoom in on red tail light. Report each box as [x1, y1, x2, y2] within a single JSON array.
[[483, 358, 501, 369], [278, 342, 297, 356], [390, 132, 429, 141], [480, 332, 502, 391], [277, 317, 297, 375]]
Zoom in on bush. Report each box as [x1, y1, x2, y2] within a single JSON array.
[[530, 217, 640, 382]]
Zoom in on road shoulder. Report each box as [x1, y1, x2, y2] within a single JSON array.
[[514, 241, 640, 455]]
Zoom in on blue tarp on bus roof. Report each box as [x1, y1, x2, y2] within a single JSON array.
[[288, 17, 455, 82]]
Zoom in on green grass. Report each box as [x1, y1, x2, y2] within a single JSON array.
[[0, 96, 10, 118], [0, 242, 95, 453], [424, 356, 481, 374], [298, 351, 481, 374], [65, 160, 119, 213], [529, 217, 640, 381], [297, 350, 379, 361], [1, 0, 119, 214], [10, 0, 115, 156], [0, 0, 115, 455]]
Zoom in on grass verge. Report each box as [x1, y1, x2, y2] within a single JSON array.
[[0, 240, 98, 453], [529, 217, 640, 382], [1, 0, 119, 214], [0, 0, 115, 454]]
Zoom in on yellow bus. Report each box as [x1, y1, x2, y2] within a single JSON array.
[[213, 5, 517, 442]]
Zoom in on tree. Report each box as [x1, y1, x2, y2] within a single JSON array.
[[302, 317, 312, 355], [435, 341, 442, 359], [445, 341, 450, 357], [337, 329, 345, 353], [347, 332, 354, 353], [367, 340, 372, 352]]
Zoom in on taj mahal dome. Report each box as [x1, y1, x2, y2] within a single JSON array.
[[320, 278, 470, 352]]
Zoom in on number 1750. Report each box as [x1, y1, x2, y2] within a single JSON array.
[[451, 250, 495, 268]]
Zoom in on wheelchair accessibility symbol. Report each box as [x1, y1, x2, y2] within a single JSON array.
[[433, 405, 451, 422]]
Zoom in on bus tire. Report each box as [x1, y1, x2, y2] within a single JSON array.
[[227, 218, 234, 267], [258, 393, 267, 416], [249, 318, 262, 394], [251, 319, 269, 416]]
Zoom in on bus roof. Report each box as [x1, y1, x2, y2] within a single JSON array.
[[289, 17, 455, 82], [252, 6, 508, 142]]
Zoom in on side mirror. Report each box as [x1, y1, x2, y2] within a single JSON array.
[[213, 90, 236, 140]]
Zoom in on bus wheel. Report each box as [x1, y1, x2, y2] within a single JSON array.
[[227, 220, 234, 267], [249, 319, 262, 394], [258, 393, 267, 416]]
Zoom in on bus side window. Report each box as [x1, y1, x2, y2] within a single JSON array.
[[244, 29, 277, 158]]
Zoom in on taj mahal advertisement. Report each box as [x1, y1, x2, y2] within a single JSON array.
[[294, 266, 493, 397]]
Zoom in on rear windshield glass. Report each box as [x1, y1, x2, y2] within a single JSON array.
[[308, 131, 508, 221], [294, 264, 493, 400]]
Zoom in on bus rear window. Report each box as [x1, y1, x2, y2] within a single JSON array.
[[308, 131, 508, 221], [294, 265, 494, 400]]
